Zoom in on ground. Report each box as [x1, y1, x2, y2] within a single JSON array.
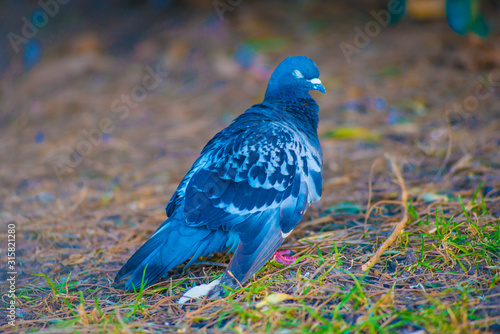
[[0, 1, 499, 333]]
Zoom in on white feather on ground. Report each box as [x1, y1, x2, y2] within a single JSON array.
[[178, 279, 221, 306]]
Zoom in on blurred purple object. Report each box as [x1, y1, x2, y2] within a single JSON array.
[[234, 43, 255, 69], [249, 62, 272, 80], [387, 107, 404, 125], [340, 100, 367, 113], [372, 97, 387, 110], [23, 39, 43, 70], [103, 133, 112, 143], [35, 131, 45, 143], [201, 14, 225, 38]]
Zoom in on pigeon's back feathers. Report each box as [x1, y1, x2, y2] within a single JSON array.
[[165, 112, 322, 236], [116, 56, 325, 291]]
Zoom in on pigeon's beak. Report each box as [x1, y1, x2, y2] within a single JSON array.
[[309, 78, 326, 94]]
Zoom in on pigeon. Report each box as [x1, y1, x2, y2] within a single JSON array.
[[115, 56, 325, 294]]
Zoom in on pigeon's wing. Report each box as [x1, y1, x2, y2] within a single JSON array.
[[165, 119, 322, 285], [185, 121, 321, 231]]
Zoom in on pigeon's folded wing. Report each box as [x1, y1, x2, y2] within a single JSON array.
[[166, 120, 322, 235]]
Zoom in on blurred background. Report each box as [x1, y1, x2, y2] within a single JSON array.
[[1, 1, 500, 329], [1, 0, 499, 203], [2, 0, 500, 181]]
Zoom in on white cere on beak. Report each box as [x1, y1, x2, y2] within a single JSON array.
[[293, 70, 304, 79], [309, 78, 322, 85]]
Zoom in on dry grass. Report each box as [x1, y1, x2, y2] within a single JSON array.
[[1, 2, 500, 333]]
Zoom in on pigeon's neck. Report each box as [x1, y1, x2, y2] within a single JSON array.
[[262, 95, 320, 139]]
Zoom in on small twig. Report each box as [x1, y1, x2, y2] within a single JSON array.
[[226, 270, 243, 289], [365, 200, 404, 218], [364, 157, 384, 234], [295, 216, 333, 231], [362, 154, 409, 272], [65, 186, 89, 217]]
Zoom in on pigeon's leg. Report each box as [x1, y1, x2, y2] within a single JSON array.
[[272, 250, 299, 265]]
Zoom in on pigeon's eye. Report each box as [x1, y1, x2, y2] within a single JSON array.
[[292, 70, 304, 79]]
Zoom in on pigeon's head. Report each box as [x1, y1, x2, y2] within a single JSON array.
[[264, 56, 326, 101]]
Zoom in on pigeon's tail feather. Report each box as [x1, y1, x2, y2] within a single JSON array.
[[219, 212, 284, 290], [115, 218, 227, 291]]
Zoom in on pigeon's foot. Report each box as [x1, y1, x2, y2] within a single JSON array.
[[272, 250, 299, 265]]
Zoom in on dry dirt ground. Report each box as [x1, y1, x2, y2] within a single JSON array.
[[1, 1, 499, 333]]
